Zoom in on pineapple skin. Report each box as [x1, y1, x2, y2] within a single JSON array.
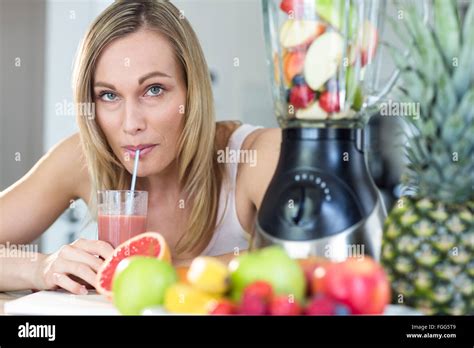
[[382, 197, 474, 315]]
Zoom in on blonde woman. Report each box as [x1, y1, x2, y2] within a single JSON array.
[[0, 0, 280, 295]]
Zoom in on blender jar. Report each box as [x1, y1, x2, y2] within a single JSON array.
[[263, 0, 388, 128]]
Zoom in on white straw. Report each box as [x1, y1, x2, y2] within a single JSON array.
[[130, 149, 140, 192], [126, 149, 140, 215]]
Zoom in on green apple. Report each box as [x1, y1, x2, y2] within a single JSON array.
[[345, 66, 363, 111], [314, 0, 356, 36], [112, 256, 177, 315], [228, 246, 306, 302]]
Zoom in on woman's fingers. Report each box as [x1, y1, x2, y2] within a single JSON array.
[[52, 272, 88, 295], [61, 245, 102, 272], [56, 258, 97, 288], [72, 238, 115, 260]]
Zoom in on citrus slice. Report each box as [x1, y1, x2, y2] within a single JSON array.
[[96, 232, 171, 297]]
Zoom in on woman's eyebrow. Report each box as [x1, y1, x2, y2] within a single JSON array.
[[94, 82, 116, 89], [93, 71, 172, 90], [138, 71, 172, 85]]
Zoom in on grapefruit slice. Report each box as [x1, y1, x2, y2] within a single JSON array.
[[96, 232, 171, 297]]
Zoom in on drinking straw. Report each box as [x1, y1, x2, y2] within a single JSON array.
[[126, 149, 140, 215]]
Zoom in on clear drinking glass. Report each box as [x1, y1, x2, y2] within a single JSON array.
[[97, 190, 148, 248]]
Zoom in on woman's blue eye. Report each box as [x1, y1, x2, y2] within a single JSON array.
[[146, 85, 163, 97], [100, 92, 117, 102]]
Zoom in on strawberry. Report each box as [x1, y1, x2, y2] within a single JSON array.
[[239, 295, 267, 315], [242, 281, 274, 302], [280, 0, 306, 18], [289, 84, 316, 109], [269, 295, 302, 316], [319, 91, 341, 113], [209, 299, 237, 315]]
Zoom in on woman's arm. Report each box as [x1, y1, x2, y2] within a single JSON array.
[[0, 133, 89, 244], [0, 133, 115, 293]]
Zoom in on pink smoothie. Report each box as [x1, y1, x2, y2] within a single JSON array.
[[98, 215, 147, 248]]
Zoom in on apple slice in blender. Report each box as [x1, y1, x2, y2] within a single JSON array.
[[360, 20, 378, 66], [303, 31, 344, 91], [279, 19, 325, 49], [295, 100, 328, 120]]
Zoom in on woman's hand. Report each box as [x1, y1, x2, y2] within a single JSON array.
[[33, 238, 114, 295]]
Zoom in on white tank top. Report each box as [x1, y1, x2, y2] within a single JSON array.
[[201, 124, 263, 256]]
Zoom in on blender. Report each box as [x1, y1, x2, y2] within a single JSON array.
[[253, 0, 397, 261]]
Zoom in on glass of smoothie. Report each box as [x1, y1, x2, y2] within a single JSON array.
[[97, 190, 148, 248]]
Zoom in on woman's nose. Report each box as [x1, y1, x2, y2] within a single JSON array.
[[122, 100, 146, 135]]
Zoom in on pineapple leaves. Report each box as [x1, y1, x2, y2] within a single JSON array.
[[433, 0, 460, 68], [453, 1, 474, 96]]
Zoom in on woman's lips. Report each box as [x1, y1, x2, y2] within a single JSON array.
[[123, 144, 158, 159]]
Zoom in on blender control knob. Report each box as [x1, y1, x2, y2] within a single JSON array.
[[281, 185, 323, 228]]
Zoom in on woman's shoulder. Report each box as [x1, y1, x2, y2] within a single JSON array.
[[47, 132, 90, 201]]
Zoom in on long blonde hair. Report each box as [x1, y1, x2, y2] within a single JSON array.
[[73, 0, 224, 255]]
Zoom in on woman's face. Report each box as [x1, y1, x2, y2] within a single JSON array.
[[93, 28, 186, 177]]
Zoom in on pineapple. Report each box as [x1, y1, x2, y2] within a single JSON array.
[[381, 0, 474, 315]]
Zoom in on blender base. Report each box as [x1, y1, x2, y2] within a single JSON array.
[[253, 196, 386, 261]]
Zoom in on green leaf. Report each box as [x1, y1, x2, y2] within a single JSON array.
[[433, 0, 460, 66]]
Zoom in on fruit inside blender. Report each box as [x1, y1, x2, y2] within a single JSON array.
[[273, 0, 379, 126]]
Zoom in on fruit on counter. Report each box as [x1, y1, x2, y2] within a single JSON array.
[[279, 19, 325, 49], [280, 0, 307, 19], [295, 99, 328, 119], [289, 83, 316, 109], [303, 31, 343, 91], [96, 232, 171, 297], [209, 299, 238, 315], [283, 50, 306, 85], [360, 20, 378, 66], [319, 91, 340, 112], [269, 295, 302, 315], [175, 266, 190, 284], [164, 283, 219, 315], [228, 246, 306, 302], [298, 257, 329, 295], [112, 256, 178, 315], [305, 295, 351, 315], [242, 281, 274, 302], [319, 257, 390, 314], [186, 256, 229, 295]]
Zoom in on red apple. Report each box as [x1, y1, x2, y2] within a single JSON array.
[[269, 295, 302, 315], [319, 257, 390, 314]]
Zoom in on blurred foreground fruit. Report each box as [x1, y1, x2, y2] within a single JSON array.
[[164, 283, 219, 315], [112, 256, 177, 315], [320, 257, 390, 314], [187, 256, 229, 295], [228, 246, 305, 302], [96, 232, 171, 297]]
